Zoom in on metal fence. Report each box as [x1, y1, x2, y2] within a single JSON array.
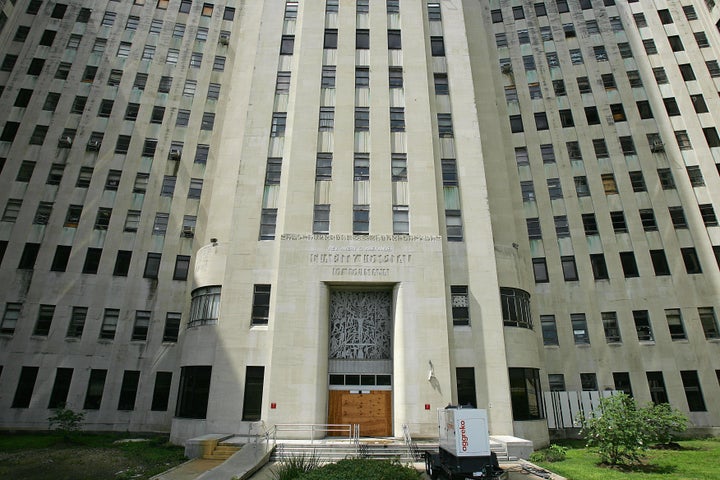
[[544, 390, 618, 429]]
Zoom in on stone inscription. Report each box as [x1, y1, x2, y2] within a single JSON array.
[[281, 234, 441, 241]]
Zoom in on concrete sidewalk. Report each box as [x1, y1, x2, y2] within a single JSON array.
[[151, 443, 272, 480]]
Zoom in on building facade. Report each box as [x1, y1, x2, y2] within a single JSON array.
[[0, 0, 718, 448]]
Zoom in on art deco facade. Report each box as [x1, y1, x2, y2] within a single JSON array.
[[0, 0, 718, 448]]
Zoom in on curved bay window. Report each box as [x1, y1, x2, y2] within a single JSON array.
[[500, 287, 532, 329], [509, 368, 544, 421], [188, 286, 221, 327]]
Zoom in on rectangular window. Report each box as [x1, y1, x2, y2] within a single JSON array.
[[313, 205, 330, 234], [541, 315, 558, 345], [571, 313, 590, 344], [355, 108, 370, 131], [669, 206, 688, 229], [456, 368, 477, 408], [19, 243, 41, 270], [174, 255, 191, 280], [431, 36, 445, 56], [590, 254, 609, 280], [561, 255, 578, 281], [533, 258, 548, 283], [354, 153, 370, 181], [390, 108, 405, 132], [252, 285, 271, 325], [242, 366, 265, 421], [51, 245, 72, 272], [48, 368, 74, 409], [151, 372, 173, 411], [2, 199, 22, 222], [353, 205, 370, 234], [1, 303, 21, 335], [67, 307, 87, 338], [316, 153, 332, 180], [131, 311, 150, 341], [451, 286, 469, 326], [602, 312, 621, 343], [163, 313, 181, 342], [99, 308, 119, 340], [12, 366, 39, 408], [271, 113, 287, 136], [83, 369, 107, 409], [391, 154, 407, 181], [259, 208, 277, 240], [144, 252, 162, 279], [647, 371, 668, 404], [681, 371, 706, 411], [548, 374, 565, 392], [633, 310, 654, 341], [117, 371, 141, 411], [33, 305, 55, 336], [665, 308, 686, 340], [582, 214, 597, 235], [434, 74, 449, 95], [393, 206, 409, 235], [620, 251, 639, 277], [445, 210, 463, 241], [698, 307, 719, 339]]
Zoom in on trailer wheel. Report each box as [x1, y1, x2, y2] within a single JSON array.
[[424, 453, 439, 480]]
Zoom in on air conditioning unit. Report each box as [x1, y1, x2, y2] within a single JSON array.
[[650, 141, 665, 152], [182, 226, 195, 237], [500, 63, 513, 74], [58, 136, 73, 148], [169, 149, 182, 160], [87, 140, 101, 151], [219, 34, 230, 45]]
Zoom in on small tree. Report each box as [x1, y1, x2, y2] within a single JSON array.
[[579, 393, 688, 466], [48, 406, 84, 440]]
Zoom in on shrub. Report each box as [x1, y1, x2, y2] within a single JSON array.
[[296, 458, 421, 480], [48, 406, 84, 439], [529, 444, 568, 463], [579, 393, 688, 466], [272, 453, 321, 480]]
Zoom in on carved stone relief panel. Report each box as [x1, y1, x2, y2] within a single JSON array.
[[329, 291, 392, 360]]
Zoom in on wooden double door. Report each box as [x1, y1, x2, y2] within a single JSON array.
[[328, 390, 392, 437]]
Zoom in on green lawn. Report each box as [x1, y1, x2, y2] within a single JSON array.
[[534, 439, 720, 480], [0, 432, 186, 480]]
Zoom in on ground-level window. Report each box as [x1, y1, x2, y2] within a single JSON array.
[[508, 368, 544, 420], [176, 366, 212, 419], [242, 366, 265, 421], [456, 367, 476, 407], [151, 371, 173, 411]]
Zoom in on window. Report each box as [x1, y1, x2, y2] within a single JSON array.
[[610, 211, 627, 233], [42, 93, 60, 112], [175, 109, 190, 127], [251, 285, 271, 325], [98, 308, 119, 340], [602, 312, 621, 343], [611, 104, 626, 122], [647, 371, 668, 404], [580, 373, 598, 391], [259, 208, 277, 240], [648, 249, 671, 276], [151, 372, 173, 411], [1, 54, 17, 72], [271, 113, 287, 136], [2, 199, 22, 222], [12, 367, 39, 408], [703, 127, 720, 147], [533, 258, 549, 283], [559, 109, 574, 127], [451, 286, 469, 326], [29, 125, 49, 145], [313, 205, 330, 234], [590, 254, 609, 280], [354, 153, 369, 180], [698, 307, 719, 339], [1, 303, 21, 335], [196, 27, 209, 41], [658, 168, 675, 189], [153, 213, 169, 236], [355, 67, 370, 88], [627, 70, 642, 87], [65, 307, 87, 339], [619, 251, 639, 278], [633, 310, 653, 341], [500, 288, 532, 329], [669, 206, 688, 229], [636, 101, 653, 119], [653, 67, 668, 84], [690, 95, 708, 115], [561, 256, 578, 281], [318, 107, 334, 132], [679, 64, 696, 82], [446, 210, 463, 241], [390, 108, 405, 132], [201, 2, 213, 16], [548, 374, 565, 392], [541, 315, 558, 345], [144, 252, 162, 279], [513, 6, 525, 19], [189, 286, 221, 326], [496, 33, 508, 48], [393, 206, 409, 235], [51, 245, 71, 272], [133, 73, 148, 90], [491, 9, 502, 23], [353, 205, 370, 234], [509, 115, 523, 133], [430, 36, 445, 56], [166, 49, 179, 65], [534, 112, 548, 130], [695, 32, 710, 48], [48, 368, 74, 409], [355, 108, 370, 131], [668, 35, 684, 51], [162, 313, 181, 343], [33, 202, 53, 225], [638, 209, 657, 231], [600, 174, 617, 195], [594, 46, 608, 62], [94, 208, 112, 230], [195, 145, 210, 164], [242, 366, 265, 421], [321, 67, 336, 89], [456, 368, 477, 408], [117, 371, 141, 411], [207, 83, 221, 100], [548, 180, 563, 200], [664, 308, 686, 340], [553, 80, 566, 96], [508, 368, 543, 420], [18, 243, 41, 269], [643, 39, 658, 55], [201, 113, 215, 130], [388, 30, 401, 49], [572, 313, 590, 344], [520, 181, 535, 202], [176, 366, 212, 419], [585, 106, 600, 125], [213, 56, 225, 71], [593, 139, 608, 158], [316, 153, 332, 180], [174, 255, 191, 280], [680, 371, 706, 411], [569, 49, 583, 64], [131, 311, 150, 341], [582, 214, 597, 235], [527, 218, 541, 240], [84, 369, 107, 409], [535, 3, 547, 16]]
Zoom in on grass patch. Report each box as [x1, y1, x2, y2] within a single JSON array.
[[296, 458, 421, 480], [0, 432, 186, 480], [533, 439, 720, 480]]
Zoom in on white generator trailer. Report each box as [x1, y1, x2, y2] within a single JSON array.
[[424, 406, 507, 480]]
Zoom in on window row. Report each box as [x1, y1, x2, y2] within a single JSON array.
[[8, 366, 175, 413], [541, 307, 719, 347], [1, 243, 190, 281], [0, 303, 181, 343]]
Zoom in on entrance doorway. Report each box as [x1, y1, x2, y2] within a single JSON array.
[[328, 390, 392, 436], [327, 289, 393, 437]]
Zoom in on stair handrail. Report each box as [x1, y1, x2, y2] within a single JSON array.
[[401, 423, 421, 460]]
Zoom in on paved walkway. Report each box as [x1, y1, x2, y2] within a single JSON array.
[[151, 458, 224, 480]]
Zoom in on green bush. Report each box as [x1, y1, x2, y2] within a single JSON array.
[[272, 453, 321, 480], [530, 444, 568, 463], [579, 393, 688, 466], [47, 406, 84, 439], [296, 458, 421, 480]]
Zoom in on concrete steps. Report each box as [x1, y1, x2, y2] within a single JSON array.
[[202, 443, 242, 460]]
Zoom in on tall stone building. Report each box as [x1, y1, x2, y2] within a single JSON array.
[[0, 0, 718, 448]]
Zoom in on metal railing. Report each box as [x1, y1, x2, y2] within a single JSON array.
[[262, 423, 360, 449], [401, 424, 421, 461]]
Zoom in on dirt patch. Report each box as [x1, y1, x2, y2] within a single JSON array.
[[0, 446, 169, 480]]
